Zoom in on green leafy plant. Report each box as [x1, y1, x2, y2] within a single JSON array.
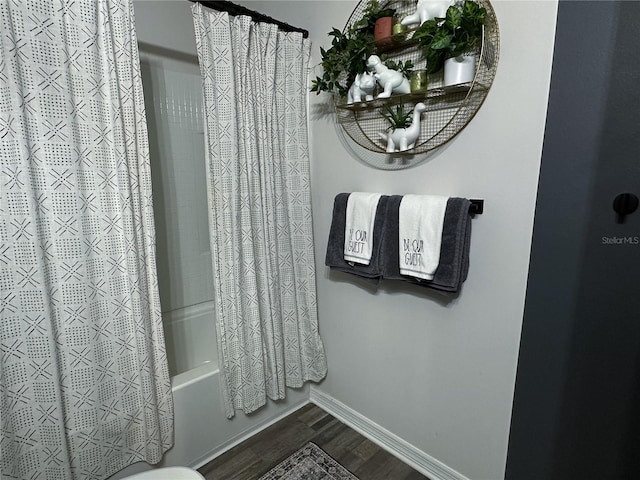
[[310, 27, 374, 97], [382, 58, 414, 78], [412, 18, 445, 74], [413, 0, 487, 74], [381, 104, 414, 131], [310, 0, 397, 97]]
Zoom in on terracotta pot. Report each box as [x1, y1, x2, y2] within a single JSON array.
[[374, 17, 394, 46]]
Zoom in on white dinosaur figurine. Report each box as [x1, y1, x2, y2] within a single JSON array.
[[379, 102, 427, 153], [401, 0, 453, 26], [366, 55, 410, 99], [347, 72, 376, 104]]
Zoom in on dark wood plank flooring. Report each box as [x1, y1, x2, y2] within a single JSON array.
[[197, 403, 431, 480]]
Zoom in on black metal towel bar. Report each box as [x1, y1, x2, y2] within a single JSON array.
[[189, 0, 309, 38], [469, 199, 484, 215]]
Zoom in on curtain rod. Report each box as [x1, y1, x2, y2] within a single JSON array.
[[189, 0, 309, 38]]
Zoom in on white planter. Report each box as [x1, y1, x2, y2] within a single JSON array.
[[444, 55, 476, 86]]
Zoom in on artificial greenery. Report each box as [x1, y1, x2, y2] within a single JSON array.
[[382, 104, 414, 131], [381, 58, 414, 78], [414, 0, 487, 74], [310, 26, 374, 97], [310, 0, 396, 97]]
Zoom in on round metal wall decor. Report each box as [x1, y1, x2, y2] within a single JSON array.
[[333, 0, 499, 169]]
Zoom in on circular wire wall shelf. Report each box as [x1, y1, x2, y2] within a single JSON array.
[[334, 0, 500, 169]]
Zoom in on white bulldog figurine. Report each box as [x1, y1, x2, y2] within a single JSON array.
[[401, 0, 453, 26], [347, 72, 376, 104], [366, 55, 410, 99]]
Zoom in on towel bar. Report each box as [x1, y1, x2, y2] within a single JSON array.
[[469, 199, 484, 215]]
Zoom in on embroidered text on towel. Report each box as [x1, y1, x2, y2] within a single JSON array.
[[398, 194, 449, 280], [344, 192, 382, 265]]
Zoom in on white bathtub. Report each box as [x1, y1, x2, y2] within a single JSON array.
[[108, 305, 309, 479], [162, 301, 218, 377]]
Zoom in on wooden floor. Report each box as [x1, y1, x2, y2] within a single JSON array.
[[197, 403, 430, 480]]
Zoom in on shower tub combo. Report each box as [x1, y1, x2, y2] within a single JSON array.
[[105, 45, 309, 479]]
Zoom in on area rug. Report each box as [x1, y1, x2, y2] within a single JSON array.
[[258, 442, 359, 480]]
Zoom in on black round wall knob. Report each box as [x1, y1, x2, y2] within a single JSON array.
[[613, 193, 639, 223]]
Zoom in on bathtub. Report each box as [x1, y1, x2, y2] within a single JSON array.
[[162, 301, 219, 378], [108, 303, 309, 479]]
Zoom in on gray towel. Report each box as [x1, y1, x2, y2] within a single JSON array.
[[382, 196, 472, 293], [325, 193, 389, 282]]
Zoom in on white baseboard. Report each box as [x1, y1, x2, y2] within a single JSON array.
[[309, 387, 470, 480]]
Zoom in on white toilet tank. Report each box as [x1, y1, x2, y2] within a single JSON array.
[[123, 466, 205, 480]]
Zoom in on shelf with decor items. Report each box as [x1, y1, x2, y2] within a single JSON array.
[[311, 0, 499, 161], [335, 82, 491, 112]]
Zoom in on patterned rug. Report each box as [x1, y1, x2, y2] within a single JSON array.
[[258, 442, 359, 480]]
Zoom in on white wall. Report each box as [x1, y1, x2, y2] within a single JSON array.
[[237, 1, 558, 479]]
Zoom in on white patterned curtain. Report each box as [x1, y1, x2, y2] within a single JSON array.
[[0, 1, 173, 479], [192, 4, 327, 418]]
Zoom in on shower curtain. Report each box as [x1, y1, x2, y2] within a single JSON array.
[[192, 4, 327, 418], [0, 1, 173, 478]]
